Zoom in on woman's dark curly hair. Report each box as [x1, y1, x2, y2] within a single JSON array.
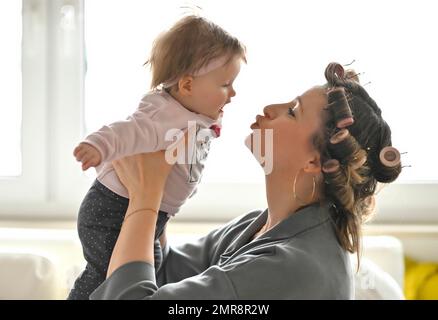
[[314, 63, 402, 264]]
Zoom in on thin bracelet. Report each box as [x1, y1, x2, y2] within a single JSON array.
[[124, 208, 158, 222]]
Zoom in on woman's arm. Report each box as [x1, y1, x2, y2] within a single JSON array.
[[91, 244, 322, 300], [106, 151, 173, 277]]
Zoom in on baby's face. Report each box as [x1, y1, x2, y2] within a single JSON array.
[[189, 55, 242, 120]]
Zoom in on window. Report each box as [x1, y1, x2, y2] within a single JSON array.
[[0, 1, 21, 177], [2, 0, 437, 222], [84, 0, 438, 222], [84, 0, 438, 183], [0, 0, 87, 218]]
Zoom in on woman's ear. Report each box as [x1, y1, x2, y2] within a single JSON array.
[[178, 76, 194, 96], [303, 152, 322, 174]]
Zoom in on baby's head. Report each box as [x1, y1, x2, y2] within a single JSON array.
[[146, 15, 246, 120]]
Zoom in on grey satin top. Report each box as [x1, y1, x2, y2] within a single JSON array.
[[90, 203, 353, 300]]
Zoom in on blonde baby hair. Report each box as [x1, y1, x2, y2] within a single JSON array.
[[145, 15, 246, 90]]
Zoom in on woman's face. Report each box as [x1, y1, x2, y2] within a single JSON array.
[[246, 86, 328, 175]]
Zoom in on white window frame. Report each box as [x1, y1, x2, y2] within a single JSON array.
[[0, 0, 437, 224], [0, 0, 89, 219]]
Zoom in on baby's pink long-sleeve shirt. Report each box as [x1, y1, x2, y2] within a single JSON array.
[[83, 90, 220, 216]]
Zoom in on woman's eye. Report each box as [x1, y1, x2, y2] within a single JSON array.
[[288, 107, 296, 117]]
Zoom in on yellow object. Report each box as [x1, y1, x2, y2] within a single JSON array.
[[404, 256, 438, 300]]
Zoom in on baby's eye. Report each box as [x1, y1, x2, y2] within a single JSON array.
[[288, 107, 296, 117]]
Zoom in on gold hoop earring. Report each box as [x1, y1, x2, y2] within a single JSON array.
[[293, 169, 316, 206]]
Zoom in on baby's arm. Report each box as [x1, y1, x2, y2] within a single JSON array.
[[73, 109, 161, 170]]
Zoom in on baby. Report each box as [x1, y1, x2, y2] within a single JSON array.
[[68, 15, 246, 300]]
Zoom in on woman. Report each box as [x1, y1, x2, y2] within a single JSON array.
[[89, 63, 402, 299]]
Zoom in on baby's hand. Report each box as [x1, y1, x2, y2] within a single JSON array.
[[73, 142, 102, 171]]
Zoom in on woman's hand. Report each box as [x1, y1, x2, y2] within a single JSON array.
[[112, 151, 173, 200], [107, 151, 174, 277], [106, 136, 187, 277]]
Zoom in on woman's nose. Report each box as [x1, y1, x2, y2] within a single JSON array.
[[263, 103, 289, 119], [263, 105, 277, 119]]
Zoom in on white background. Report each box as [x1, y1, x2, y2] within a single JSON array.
[[1, 0, 437, 222]]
